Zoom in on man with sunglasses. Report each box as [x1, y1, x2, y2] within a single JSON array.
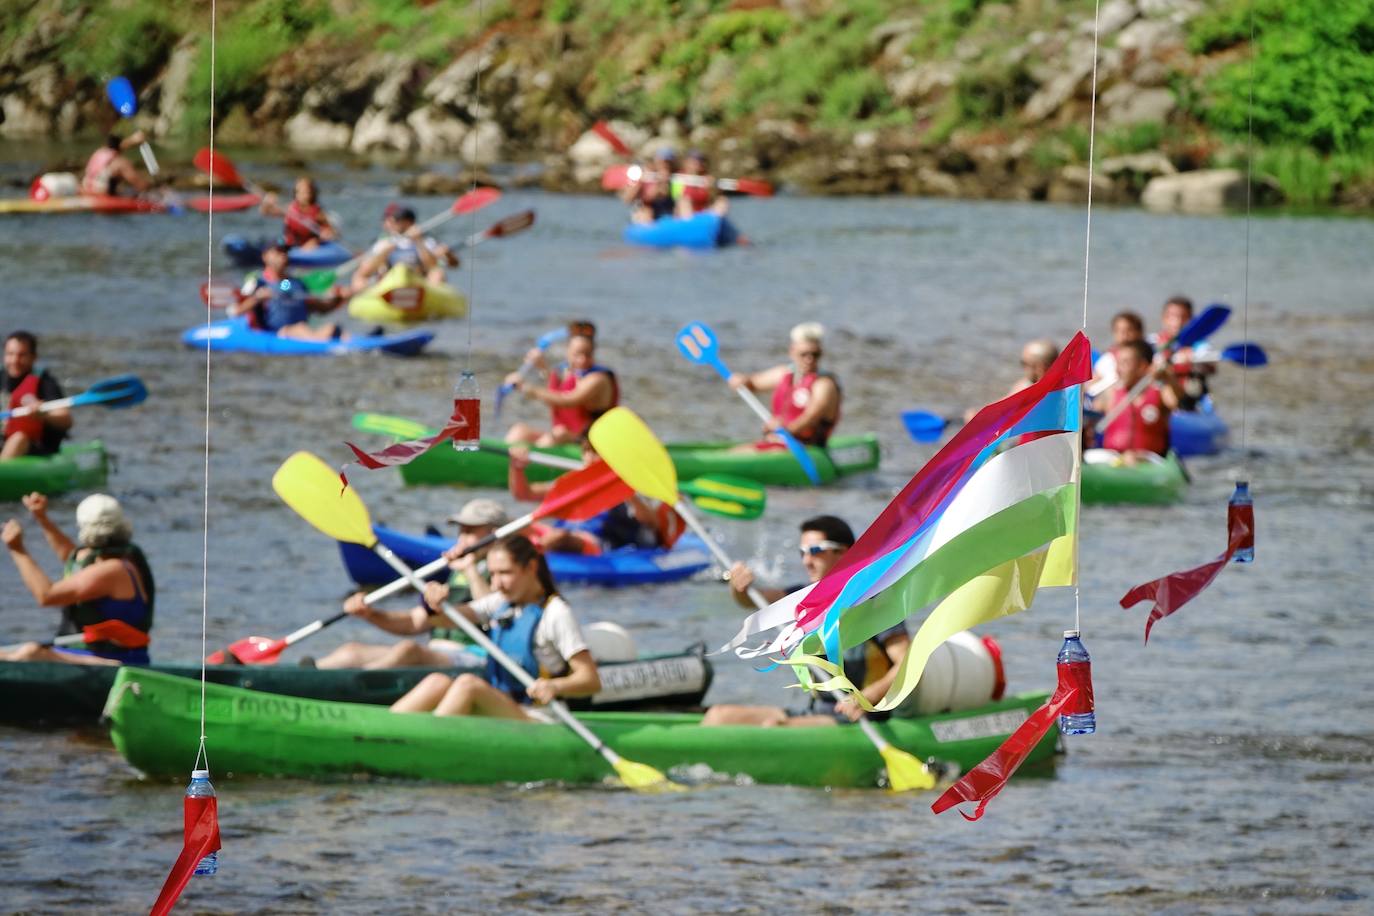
[[702, 515, 912, 727], [728, 321, 841, 447]]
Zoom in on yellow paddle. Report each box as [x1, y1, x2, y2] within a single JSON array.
[[270, 451, 679, 793], [588, 408, 935, 792]]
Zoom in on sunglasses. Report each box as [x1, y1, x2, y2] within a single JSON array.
[[799, 540, 845, 558], [795, 349, 821, 358]]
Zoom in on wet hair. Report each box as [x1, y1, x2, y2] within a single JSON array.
[[1111, 311, 1144, 334], [491, 534, 560, 603], [1119, 339, 1155, 364], [1163, 295, 1193, 316], [800, 515, 855, 548], [5, 330, 37, 355]]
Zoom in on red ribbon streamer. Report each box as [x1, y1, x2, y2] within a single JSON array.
[[932, 683, 1078, 821], [1119, 505, 1253, 643], [150, 796, 221, 916], [339, 408, 472, 490]]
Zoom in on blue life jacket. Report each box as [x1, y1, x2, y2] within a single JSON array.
[[485, 602, 544, 703]]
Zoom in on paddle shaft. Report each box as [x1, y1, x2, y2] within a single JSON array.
[[478, 442, 582, 471], [0, 379, 142, 419], [371, 544, 631, 769], [0, 632, 87, 653]]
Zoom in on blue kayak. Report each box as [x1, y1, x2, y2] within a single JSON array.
[[223, 234, 353, 269], [1170, 396, 1229, 457], [182, 317, 432, 357], [623, 212, 739, 250], [340, 524, 712, 588]]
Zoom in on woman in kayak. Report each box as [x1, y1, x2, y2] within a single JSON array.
[[2, 331, 72, 460], [729, 322, 842, 447], [1, 493, 153, 665], [231, 243, 345, 342], [82, 133, 150, 197], [504, 321, 618, 447], [260, 177, 337, 250], [390, 535, 601, 720]]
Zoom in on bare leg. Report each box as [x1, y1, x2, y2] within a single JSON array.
[[701, 704, 790, 727], [1, 432, 34, 459], [365, 639, 455, 670], [390, 672, 455, 712], [0, 642, 119, 665], [279, 321, 344, 342], [315, 642, 394, 670], [505, 423, 543, 445], [433, 673, 533, 720]]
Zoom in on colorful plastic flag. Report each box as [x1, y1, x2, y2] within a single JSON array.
[[1119, 501, 1254, 643], [150, 794, 220, 916]]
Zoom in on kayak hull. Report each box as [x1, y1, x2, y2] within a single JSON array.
[[623, 212, 738, 250], [339, 524, 712, 588], [347, 265, 467, 323], [0, 441, 108, 501], [1081, 450, 1188, 505], [1, 649, 712, 726], [107, 667, 1056, 788], [0, 193, 259, 215], [182, 317, 432, 357], [223, 235, 353, 268], [1169, 397, 1229, 458]]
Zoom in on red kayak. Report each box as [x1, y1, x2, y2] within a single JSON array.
[[0, 192, 259, 215]]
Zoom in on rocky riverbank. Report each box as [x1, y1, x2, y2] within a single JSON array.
[[1, 0, 1369, 212]]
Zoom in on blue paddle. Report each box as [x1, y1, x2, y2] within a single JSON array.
[[675, 322, 823, 485], [900, 409, 953, 444], [1097, 303, 1231, 431], [105, 77, 160, 176], [0, 374, 147, 420], [1219, 342, 1267, 368], [495, 327, 570, 417]]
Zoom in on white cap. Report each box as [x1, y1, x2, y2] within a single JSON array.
[[1063, 629, 1080, 639], [191, 769, 210, 779]]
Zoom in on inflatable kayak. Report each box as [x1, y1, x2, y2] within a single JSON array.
[[351, 414, 880, 488], [339, 524, 711, 589], [1169, 396, 1229, 458], [0, 441, 108, 501], [108, 666, 1056, 787], [623, 212, 740, 250], [347, 264, 467, 323], [223, 234, 354, 269], [1081, 449, 1188, 505], [1, 647, 712, 726], [183, 317, 432, 357]]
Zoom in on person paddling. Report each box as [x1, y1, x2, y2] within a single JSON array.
[[1150, 295, 1214, 409], [1, 493, 153, 665], [2, 331, 72, 460], [350, 203, 453, 291], [1091, 339, 1186, 465], [729, 322, 841, 448], [389, 535, 601, 720], [624, 147, 677, 223], [314, 498, 507, 670], [504, 321, 618, 447], [231, 243, 346, 342], [702, 516, 911, 727], [82, 133, 150, 197], [260, 177, 336, 250], [1091, 311, 1146, 391]]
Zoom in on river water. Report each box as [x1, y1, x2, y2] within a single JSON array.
[[1, 157, 1372, 913]]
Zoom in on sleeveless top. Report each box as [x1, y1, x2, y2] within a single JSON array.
[[772, 370, 841, 446], [83, 148, 119, 195], [60, 549, 154, 662], [548, 363, 619, 436]]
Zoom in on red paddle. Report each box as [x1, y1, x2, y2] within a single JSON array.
[[3, 619, 150, 653], [592, 120, 635, 157], [601, 164, 773, 197], [208, 458, 632, 665]]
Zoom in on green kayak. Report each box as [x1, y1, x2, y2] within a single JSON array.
[[0, 647, 712, 726], [1081, 450, 1188, 506], [351, 413, 881, 488], [0, 440, 108, 501], [107, 667, 1057, 788]]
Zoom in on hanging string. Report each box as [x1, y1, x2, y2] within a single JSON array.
[[1239, 1, 1256, 466], [1073, 0, 1103, 634], [195, 0, 217, 773], [462, 0, 485, 370]]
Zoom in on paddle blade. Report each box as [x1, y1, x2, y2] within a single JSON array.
[[484, 209, 536, 240], [601, 164, 632, 191], [588, 407, 679, 505], [724, 177, 774, 197], [185, 193, 261, 213], [453, 186, 502, 214], [272, 452, 378, 547], [1222, 342, 1268, 367], [1175, 304, 1231, 349], [675, 321, 719, 366], [201, 280, 242, 309], [102, 378, 148, 410], [106, 77, 137, 117], [592, 121, 635, 157], [611, 756, 682, 793], [901, 409, 950, 444], [535, 326, 570, 350], [222, 635, 286, 665], [680, 475, 766, 520], [880, 745, 937, 793], [535, 459, 634, 522], [192, 147, 244, 188], [82, 619, 149, 649]]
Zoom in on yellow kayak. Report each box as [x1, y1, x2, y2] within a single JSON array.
[[348, 265, 467, 323]]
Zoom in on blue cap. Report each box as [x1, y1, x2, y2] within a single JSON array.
[[654, 147, 678, 161]]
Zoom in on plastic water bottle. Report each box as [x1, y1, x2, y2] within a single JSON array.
[[1228, 481, 1254, 564], [451, 370, 481, 452], [186, 770, 218, 876], [1057, 630, 1096, 736]]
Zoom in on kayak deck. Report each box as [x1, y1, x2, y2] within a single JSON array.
[[1081, 449, 1188, 505], [183, 318, 432, 357], [0, 440, 108, 501], [108, 666, 1055, 788]]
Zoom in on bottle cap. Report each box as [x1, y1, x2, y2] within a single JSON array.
[[1063, 629, 1080, 639], [191, 769, 210, 779]]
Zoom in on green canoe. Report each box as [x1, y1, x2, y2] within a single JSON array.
[[0, 648, 712, 726], [351, 412, 881, 488], [107, 667, 1057, 788], [1081, 450, 1188, 506], [0, 440, 108, 501]]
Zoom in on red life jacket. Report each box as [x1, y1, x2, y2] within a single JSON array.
[[283, 201, 325, 247], [771, 370, 840, 446], [1102, 386, 1170, 455], [4, 374, 43, 443], [548, 364, 618, 437]]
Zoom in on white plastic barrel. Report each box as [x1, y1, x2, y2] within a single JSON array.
[[582, 621, 637, 663], [897, 630, 1006, 716]]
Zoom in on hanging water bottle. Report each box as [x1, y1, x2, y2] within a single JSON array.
[[1228, 480, 1254, 563], [1056, 630, 1096, 736], [185, 770, 218, 876], [451, 370, 481, 452]]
